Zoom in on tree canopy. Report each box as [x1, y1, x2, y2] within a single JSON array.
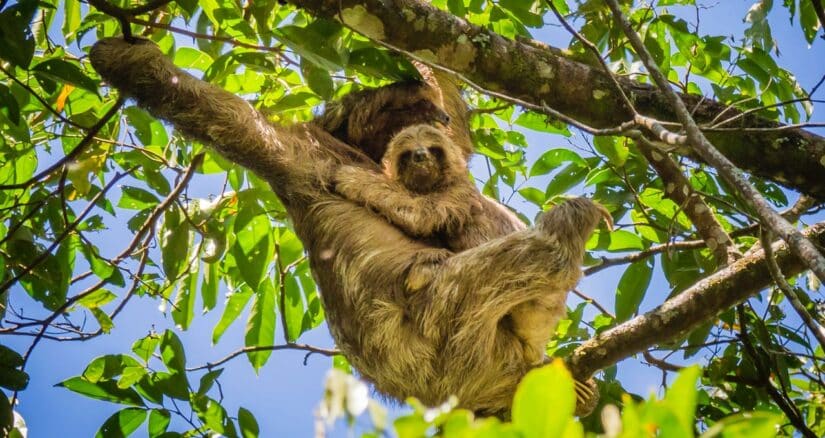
[[1, 0, 824, 436]]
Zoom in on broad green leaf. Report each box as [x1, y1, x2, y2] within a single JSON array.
[[245, 281, 276, 370], [117, 366, 147, 389], [615, 259, 654, 322], [348, 47, 419, 81], [159, 330, 186, 375], [530, 148, 585, 177], [238, 407, 259, 438], [664, 366, 701, 435], [118, 186, 160, 210], [0, 0, 37, 67], [213, 287, 254, 344], [147, 409, 171, 437], [172, 268, 198, 330], [89, 302, 113, 332], [95, 408, 146, 438], [202, 261, 219, 313], [0, 361, 29, 391], [589, 229, 645, 252], [131, 334, 161, 363], [123, 107, 169, 147], [197, 369, 224, 396], [275, 22, 346, 71], [512, 360, 576, 438], [193, 395, 238, 437], [82, 355, 140, 383], [283, 273, 304, 342], [232, 201, 272, 289], [302, 58, 334, 99], [77, 289, 116, 308], [32, 59, 98, 94], [58, 377, 145, 406], [545, 163, 589, 197], [161, 206, 191, 282], [174, 47, 214, 71]]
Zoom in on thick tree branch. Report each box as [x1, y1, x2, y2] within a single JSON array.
[[288, 0, 825, 199], [567, 222, 825, 380]]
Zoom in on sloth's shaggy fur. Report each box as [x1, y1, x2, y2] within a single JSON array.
[[91, 37, 606, 418]]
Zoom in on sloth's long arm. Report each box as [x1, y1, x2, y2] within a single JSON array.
[[334, 165, 477, 236], [90, 38, 321, 182]]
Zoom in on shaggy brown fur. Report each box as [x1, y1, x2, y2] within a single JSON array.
[[334, 124, 610, 381], [90, 37, 606, 419]]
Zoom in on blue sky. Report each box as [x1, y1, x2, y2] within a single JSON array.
[[4, 1, 825, 436]]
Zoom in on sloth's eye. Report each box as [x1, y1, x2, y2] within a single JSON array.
[[428, 146, 444, 160], [399, 150, 413, 163]]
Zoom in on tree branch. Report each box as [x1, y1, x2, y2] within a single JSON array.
[[288, 0, 825, 199], [567, 222, 825, 380]]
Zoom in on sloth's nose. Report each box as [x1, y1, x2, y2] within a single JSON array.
[[412, 148, 428, 162]]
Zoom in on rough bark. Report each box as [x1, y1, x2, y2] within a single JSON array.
[[289, 0, 825, 199], [567, 222, 825, 380]]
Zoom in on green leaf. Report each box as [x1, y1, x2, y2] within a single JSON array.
[[197, 369, 224, 397], [0, 0, 37, 67], [160, 206, 191, 281], [77, 288, 116, 308], [159, 330, 187, 375], [123, 107, 169, 147], [174, 47, 214, 72], [512, 361, 576, 438], [530, 149, 585, 177], [82, 355, 140, 383], [283, 273, 304, 342], [664, 366, 700, 435], [589, 229, 646, 252], [58, 377, 145, 406], [147, 409, 171, 437], [213, 287, 253, 344], [301, 58, 334, 99], [193, 395, 238, 437], [232, 201, 272, 289], [615, 259, 654, 322], [32, 59, 98, 94], [515, 111, 570, 137], [275, 22, 345, 71], [132, 334, 161, 363], [0, 365, 29, 391], [0, 84, 20, 125], [348, 47, 419, 81], [201, 261, 219, 313], [95, 408, 146, 438], [118, 186, 160, 211], [238, 407, 259, 438], [172, 268, 198, 330], [245, 281, 276, 370], [545, 163, 589, 197]]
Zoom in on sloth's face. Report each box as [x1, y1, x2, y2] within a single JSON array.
[[384, 125, 463, 194]]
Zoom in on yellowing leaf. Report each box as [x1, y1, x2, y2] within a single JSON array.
[[56, 84, 75, 112], [67, 144, 110, 196]]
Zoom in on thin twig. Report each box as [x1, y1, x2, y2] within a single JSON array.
[[760, 229, 825, 350], [737, 305, 817, 438], [187, 343, 339, 371]]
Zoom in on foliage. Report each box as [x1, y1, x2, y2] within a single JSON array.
[[0, 0, 823, 436]]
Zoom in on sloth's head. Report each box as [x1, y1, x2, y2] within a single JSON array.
[[315, 81, 451, 163], [383, 124, 467, 194]]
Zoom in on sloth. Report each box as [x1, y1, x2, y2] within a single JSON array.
[[332, 125, 520, 283], [90, 37, 608, 419], [334, 123, 611, 364]]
